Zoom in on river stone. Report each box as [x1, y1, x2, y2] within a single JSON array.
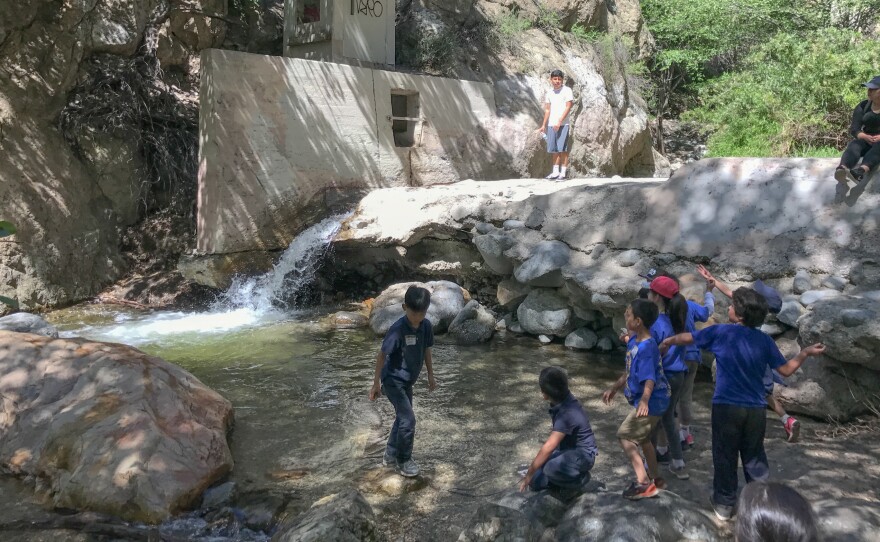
[[448, 300, 496, 345], [775, 357, 880, 420], [497, 279, 532, 310], [493, 490, 568, 528], [473, 231, 516, 275], [517, 289, 573, 337], [509, 322, 524, 334], [776, 300, 805, 327], [0, 313, 59, 337], [800, 289, 841, 305], [272, 489, 385, 542], [538, 334, 553, 345], [798, 296, 880, 371], [814, 498, 880, 541], [457, 503, 544, 542], [616, 249, 642, 267], [503, 220, 526, 230], [793, 269, 813, 294], [513, 240, 571, 288], [820, 275, 848, 291], [0, 331, 234, 523], [849, 260, 880, 288], [565, 328, 599, 350], [321, 311, 368, 329], [474, 222, 494, 234], [201, 481, 236, 511], [369, 281, 466, 335], [555, 490, 722, 542], [760, 322, 786, 336], [595, 336, 614, 352]]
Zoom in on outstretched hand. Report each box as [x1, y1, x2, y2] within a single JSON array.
[[602, 388, 616, 405], [696, 264, 715, 283], [802, 343, 826, 358]]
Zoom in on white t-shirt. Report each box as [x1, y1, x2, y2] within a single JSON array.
[[545, 86, 574, 126]]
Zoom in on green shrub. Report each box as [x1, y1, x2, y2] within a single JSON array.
[[570, 23, 602, 43], [535, 3, 562, 30]]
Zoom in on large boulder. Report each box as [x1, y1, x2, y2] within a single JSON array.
[[774, 357, 880, 421], [0, 331, 234, 523], [448, 300, 496, 345], [271, 489, 386, 542], [513, 240, 571, 287], [457, 503, 547, 542], [0, 313, 59, 337], [814, 498, 880, 542], [798, 296, 880, 371], [369, 281, 468, 335], [517, 288, 573, 337]]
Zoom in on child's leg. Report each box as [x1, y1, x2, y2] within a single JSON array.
[[641, 439, 659, 482], [622, 439, 651, 484], [679, 360, 699, 429], [383, 378, 416, 462], [766, 393, 786, 418], [711, 404, 744, 508], [617, 411, 657, 483], [529, 450, 561, 491], [740, 407, 770, 484], [657, 372, 686, 463], [534, 450, 592, 490]]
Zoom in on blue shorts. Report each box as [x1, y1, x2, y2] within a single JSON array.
[[546, 125, 570, 154]]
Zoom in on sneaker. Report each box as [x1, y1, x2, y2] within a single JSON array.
[[545, 171, 560, 179], [710, 495, 734, 521], [656, 451, 671, 465], [851, 166, 868, 183], [668, 464, 690, 480], [653, 477, 667, 490], [623, 480, 658, 500], [784, 416, 801, 443], [382, 451, 397, 467], [397, 459, 420, 477], [834, 166, 850, 183]]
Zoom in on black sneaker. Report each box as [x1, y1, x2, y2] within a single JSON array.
[[622, 480, 658, 500], [851, 166, 868, 183], [656, 451, 671, 465], [710, 495, 734, 521], [834, 166, 849, 183]]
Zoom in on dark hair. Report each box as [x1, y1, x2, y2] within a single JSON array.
[[550, 69, 564, 79], [650, 272, 687, 333], [638, 287, 650, 299], [403, 286, 431, 312], [733, 287, 769, 328], [630, 298, 659, 329], [539, 366, 569, 403], [735, 482, 820, 542]]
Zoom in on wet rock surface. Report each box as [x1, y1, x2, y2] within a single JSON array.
[[0, 313, 59, 337]]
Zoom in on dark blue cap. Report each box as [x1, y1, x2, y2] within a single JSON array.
[[752, 280, 782, 314], [862, 76, 880, 89]]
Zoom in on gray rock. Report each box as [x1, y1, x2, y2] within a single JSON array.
[[841, 308, 875, 328], [369, 281, 467, 335], [496, 279, 532, 311], [494, 489, 568, 528], [555, 490, 722, 542], [775, 357, 880, 421], [503, 220, 526, 230], [793, 269, 813, 294], [800, 289, 842, 305], [572, 306, 599, 323], [821, 275, 848, 291], [494, 319, 507, 331], [320, 311, 368, 329], [525, 208, 545, 229], [0, 313, 59, 338], [517, 289, 573, 337], [565, 328, 599, 350], [457, 503, 543, 542], [538, 334, 553, 345], [473, 232, 516, 275], [514, 240, 571, 288], [448, 300, 496, 345], [760, 322, 786, 336], [799, 295, 880, 371], [272, 489, 385, 542], [617, 249, 642, 267], [474, 222, 494, 234], [777, 300, 805, 327], [849, 260, 880, 288], [596, 337, 614, 352], [814, 498, 880, 542], [201, 481, 236, 511], [509, 322, 524, 334]]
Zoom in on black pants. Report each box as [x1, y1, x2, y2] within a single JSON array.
[[650, 370, 686, 461], [711, 404, 769, 507], [840, 138, 880, 170]]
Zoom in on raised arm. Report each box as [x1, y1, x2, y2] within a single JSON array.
[[776, 343, 826, 377]]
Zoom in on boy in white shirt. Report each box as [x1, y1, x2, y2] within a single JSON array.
[[540, 69, 574, 179]]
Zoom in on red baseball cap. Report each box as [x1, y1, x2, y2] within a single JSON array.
[[650, 276, 680, 298]]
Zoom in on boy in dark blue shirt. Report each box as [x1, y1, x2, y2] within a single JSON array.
[[519, 366, 598, 494], [661, 287, 825, 520], [368, 286, 436, 477], [603, 299, 670, 500]]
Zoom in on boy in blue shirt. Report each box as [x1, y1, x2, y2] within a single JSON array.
[[368, 286, 437, 477], [603, 299, 670, 500], [519, 366, 598, 494], [660, 287, 825, 520]]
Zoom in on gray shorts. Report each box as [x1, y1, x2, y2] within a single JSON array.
[[546, 125, 570, 154]]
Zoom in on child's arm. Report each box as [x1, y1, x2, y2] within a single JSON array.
[[602, 372, 627, 404], [697, 264, 732, 298], [424, 347, 436, 391], [519, 431, 565, 491], [540, 102, 551, 132], [555, 99, 573, 130], [637, 380, 654, 417], [659, 332, 694, 354], [775, 343, 826, 377], [368, 350, 385, 401]]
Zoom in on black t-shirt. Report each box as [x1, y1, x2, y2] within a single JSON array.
[[850, 100, 880, 137]]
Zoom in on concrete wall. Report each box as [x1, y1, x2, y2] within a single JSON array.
[[284, 0, 395, 66], [197, 49, 503, 254]]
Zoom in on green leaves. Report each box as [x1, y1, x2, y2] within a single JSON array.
[[0, 221, 15, 238]]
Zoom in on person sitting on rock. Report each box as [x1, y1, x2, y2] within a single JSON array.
[[696, 266, 801, 443], [539, 69, 574, 180], [834, 75, 880, 184], [519, 366, 598, 495], [603, 299, 670, 500], [735, 481, 820, 542], [659, 288, 825, 521], [368, 286, 437, 477]]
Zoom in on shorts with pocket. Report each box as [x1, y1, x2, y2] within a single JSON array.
[[616, 408, 661, 443]]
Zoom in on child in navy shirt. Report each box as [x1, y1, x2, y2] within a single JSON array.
[[660, 287, 825, 520], [603, 299, 670, 500], [368, 286, 437, 477], [519, 367, 598, 494]]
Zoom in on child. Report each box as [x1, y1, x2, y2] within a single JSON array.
[[368, 285, 437, 477], [696, 265, 801, 442], [519, 367, 598, 493], [540, 69, 574, 180], [645, 276, 690, 480], [679, 271, 715, 450], [660, 288, 825, 520], [603, 299, 670, 500], [735, 482, 820, 542]]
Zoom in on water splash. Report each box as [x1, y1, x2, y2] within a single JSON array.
[[218, 213, 348, 312]]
